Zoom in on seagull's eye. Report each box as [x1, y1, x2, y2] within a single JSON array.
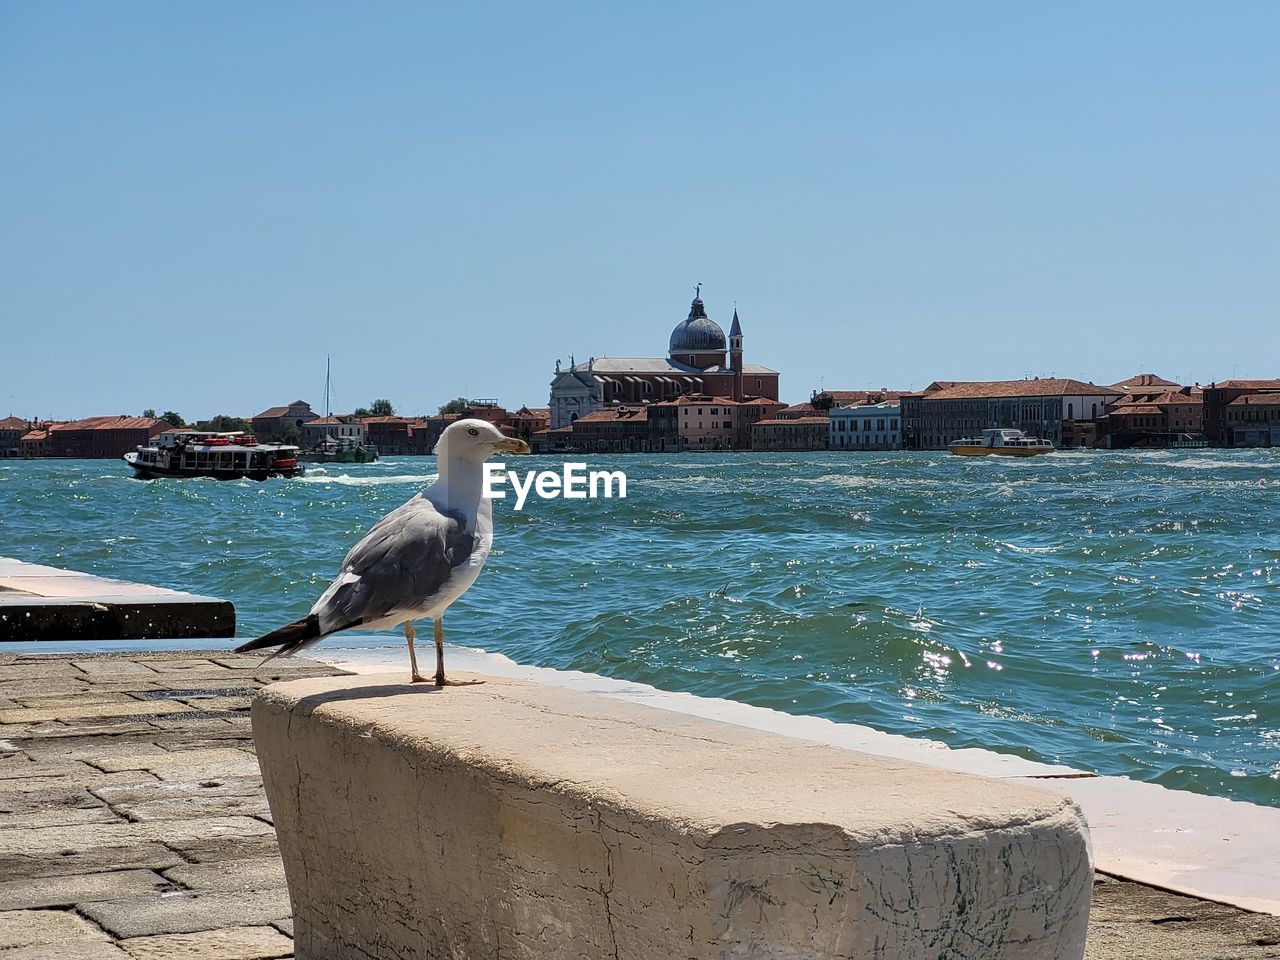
[[467, 428, 478, 437]]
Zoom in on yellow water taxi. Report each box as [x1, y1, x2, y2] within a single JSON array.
[[948, 428, 1054, 457]]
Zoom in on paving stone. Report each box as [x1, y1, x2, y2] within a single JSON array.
[[0, 680, 92, 698], [23, 720, 156, 739], [0, 869, 173, 911], [164, 857, 286, 893], [146, 716, 251, 733], [72, 661, 159, 678], [165, 832, 281, 864], [0, 908, 110, 948], [0, 940, 132, 958], [17, 737, 165, 764], [0, 843, 184, 884], [187, 696, 252, 712], [0, 701, 194, 725], [14, 693, 142, 710], [0, 757, 102, 781], [117, 792, 271, 822], [92, 775, 264, 806], [117, 924, 294, 960], [94, 748, 261, 781], [0, 662, 82, 682], [1, 816, 275, 857], [269, 918, 292, 938], [80, 888, 292, 939], [0, 780, 121, 829], [135, 660, 230, 675]]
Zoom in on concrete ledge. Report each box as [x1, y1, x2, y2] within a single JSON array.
[[253, 672, 1093, 959], [0, 558, 233, 640]]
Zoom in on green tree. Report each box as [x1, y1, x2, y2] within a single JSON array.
[[438, 397, 471, 415], [198, 415, 251, 433], [353, 398, 395, 418], [160, 410, 186, 427], [141, 408, 157, 418]]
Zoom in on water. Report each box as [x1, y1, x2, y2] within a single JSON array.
[[2, 451, 1278, 806]]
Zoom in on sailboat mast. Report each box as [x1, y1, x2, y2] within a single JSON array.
[[323, 355, 331, 419]]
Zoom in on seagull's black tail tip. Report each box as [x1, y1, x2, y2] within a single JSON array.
[[234, 614, 323, 658]]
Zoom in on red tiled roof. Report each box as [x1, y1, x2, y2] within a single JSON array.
[[573, 407, 649, 423], [818, 390, 904, 405], [754, 416, 829, 426], [52, 417, 172, 432], [253, 406, 290, 419], [1109, 404, 1164, 416], [0, 416, 27, 430], [1212, 379, 1280, 391], [1110, 373, 1181, 391], [20, 430, 47, 442], [1228, 393, 1280, 406], [925, 379, 1121, 400]]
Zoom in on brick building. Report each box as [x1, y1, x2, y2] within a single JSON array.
[[569, 406, 652, 453], [1201, 380, 1280, 446], [752, 416, 830, 451], [912, 379, 1122, 450], [48, 417, 173, 458], [251, 401, 318, 442], [0, 416, 28, 458]]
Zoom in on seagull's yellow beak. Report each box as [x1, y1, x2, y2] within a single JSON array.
[[492, 437, 531, 454]]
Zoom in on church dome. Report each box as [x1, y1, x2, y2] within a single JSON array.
[[669, 295, 726, 354]]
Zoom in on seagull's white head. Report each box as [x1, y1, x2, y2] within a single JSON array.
[[434, 418, 530, 462]]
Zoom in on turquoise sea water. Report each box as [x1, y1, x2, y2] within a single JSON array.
[[2, 451, 1278, 806]]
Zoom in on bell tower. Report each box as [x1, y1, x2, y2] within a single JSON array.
[[729, 307, 744, 400]]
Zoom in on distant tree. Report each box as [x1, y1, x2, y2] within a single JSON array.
[[279, 425, 301, 446], [142, 408, 157, 418], [353, 398, 395, 418], [198, 415, 251, 433], [160, 411, 186, 427], [438, 397, 471, 415]]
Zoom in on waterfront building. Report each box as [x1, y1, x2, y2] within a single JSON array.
[[829, 403, 902, 450], [1098, 389, 1203, 448], [507, 406, 551, 442], [1201, 380, 1280, 446], [914, 379, 1122, 450], [1223, 393, 1280, 447], [548, 291, 780, 428], [0, 416, 28, 458], [301, 415, 366, 449], [360, 416, 420, 455], [751, 416, 830, 451], [529, 426, 573, 454], [19, 428, 51, 458], [569, 406, 652, 453], [48, 416, 174, 459], [251, 401, 318, 441]]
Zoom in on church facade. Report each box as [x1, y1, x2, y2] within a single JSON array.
[[548, 291, 781, 429]]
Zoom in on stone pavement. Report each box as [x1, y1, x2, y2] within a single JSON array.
[[0, 652, 1277, 959]]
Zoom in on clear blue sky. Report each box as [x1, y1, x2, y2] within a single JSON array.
[[3, 2, 1277, 420]]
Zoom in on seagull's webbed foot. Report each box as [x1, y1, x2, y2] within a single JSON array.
[[433, 616, 485, 688]]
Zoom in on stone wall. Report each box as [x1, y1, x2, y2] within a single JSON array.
[[253, 673, 1093, 959]]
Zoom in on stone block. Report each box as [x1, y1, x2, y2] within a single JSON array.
[[0, 908, 110, 949], [117, 924, 294, 960], [0, 869, 172, 911], [93, 748, 261, 781], [0, 843, 183, 884], [254, 673, 1094, 960], [163, 857, 287, 893], [79, 888, 292, 939]]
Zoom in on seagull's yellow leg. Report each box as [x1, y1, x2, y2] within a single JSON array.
[[404, 621, 429, 684], [434, 615, 483, 687]]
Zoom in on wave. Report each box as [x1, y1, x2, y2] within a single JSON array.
[[291, 473, 436, 486]]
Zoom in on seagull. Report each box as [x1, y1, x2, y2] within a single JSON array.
[[235, 418, 530, 685]]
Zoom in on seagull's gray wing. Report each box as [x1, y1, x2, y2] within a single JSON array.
[[313, 493, 476, 632]]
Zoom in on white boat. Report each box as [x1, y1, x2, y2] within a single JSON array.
[[124, 431, 303, 479], [948, 428, 1054, 457]]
